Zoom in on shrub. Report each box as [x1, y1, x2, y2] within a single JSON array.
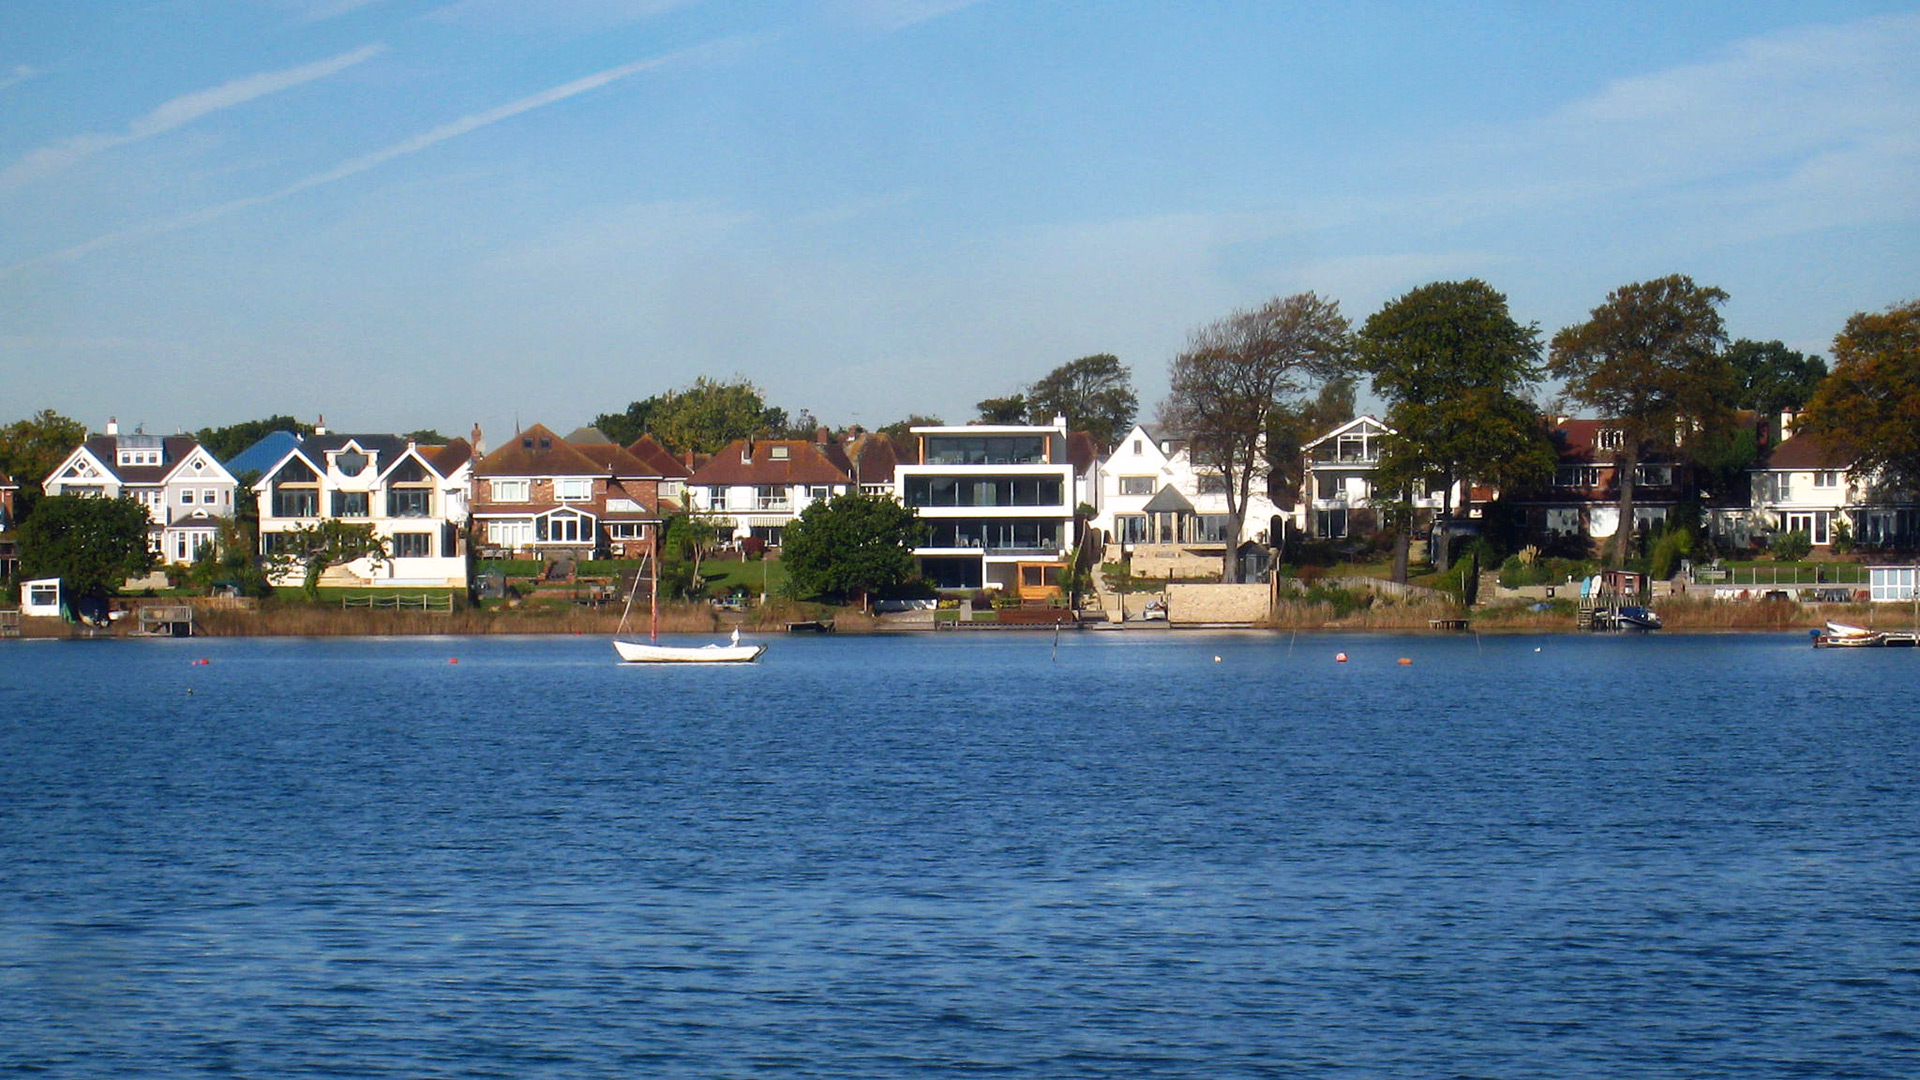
[[1769, 530, 1812, 562]]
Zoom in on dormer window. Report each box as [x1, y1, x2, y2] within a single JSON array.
[[1598, 429, 1625, 451], [335, 450, 369, 475], [771, 446, 789, 460]]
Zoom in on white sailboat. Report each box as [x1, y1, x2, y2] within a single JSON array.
[[613, 554, 766, 663]]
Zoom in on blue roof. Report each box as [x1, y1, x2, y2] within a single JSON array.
[[224, 431, 301, 479]]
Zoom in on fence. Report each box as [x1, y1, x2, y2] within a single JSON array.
[[1693, 565, 1868, 587], [341, 593, 455, 613]]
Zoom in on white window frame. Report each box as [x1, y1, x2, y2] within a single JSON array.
[[555, 477, 593, 501], [490, 479, 531, 503]]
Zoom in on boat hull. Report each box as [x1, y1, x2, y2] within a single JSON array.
[[613, 639, 766, 663]]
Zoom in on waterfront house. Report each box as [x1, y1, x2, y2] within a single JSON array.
[[684, 436, 856, 547], [254, 428, 473, 588], [1295, 415, 1465, 543], [470, 424, 663, 562], [1718, 419, 1920, 552], [1505, 418, 1687, 553], [42, 419, 239, 565], [1092, 423, 1283, 579], [896, 418, 1078, 597]]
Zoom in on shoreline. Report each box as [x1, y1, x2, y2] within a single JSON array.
[[3, 597, 1891, 640]]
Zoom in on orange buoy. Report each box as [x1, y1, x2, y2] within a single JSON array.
[[1398, 658, 1412, 665], [1336, 652, 1348, 663], [449, 658, 459, 664]]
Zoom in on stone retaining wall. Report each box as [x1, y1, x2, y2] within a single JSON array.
[[1167, 583, 1270, 625]]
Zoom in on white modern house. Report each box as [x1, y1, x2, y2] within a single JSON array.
[[42, 419, 238, 564], [254, 430, 474, 588], [896, 418, 1078, 597]]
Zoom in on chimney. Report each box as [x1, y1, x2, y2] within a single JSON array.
[[742, 440, 753, 464], [1779, 410, 1797, 439], [314, 414, 328, 436], [816, 426, 830, 445], [105, 417, 119, 436], [470, 422, 485, 457]]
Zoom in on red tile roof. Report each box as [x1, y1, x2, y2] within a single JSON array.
[[473, 423, 606, 477], [685, 439, 853, 487]]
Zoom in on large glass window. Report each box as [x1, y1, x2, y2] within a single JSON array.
[[490, 479, 530, 502], [922, 435, 1049, 465], [273, 487, 318, 518], [392, 532, 432, 558], [1115, 515, 1148, 543], [390, 488, 431, 517], [332, 491, 369, 517], [906, 476, 1063, 508], [1118, 476, 1154, 496], [923, 519, 1064, 551], [556, 478, 592, 501]]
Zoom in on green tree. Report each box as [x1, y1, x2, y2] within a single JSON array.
[[1023, 353, 1138, 447], [1161, 293, 1353, 582], [975, 394, 1029, 424], [0, 409, 89, 517], [879, 414, 944, 439], [780, 492, 926, 607], [1798, 299, 1920, 489], [17, 494, 157, 599], [185, 517, 272, 597], [1359, 279, 1556, 572], [1548, 275, 1735, 565], [592, 394, 668, 446], [645, 377, 783, 454], [661, 512, 721, 594], [192, 415, 315, 463], [1727, 339, 1827, 422], [266, 520, 389, 599]]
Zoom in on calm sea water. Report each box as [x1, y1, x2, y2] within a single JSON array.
[[1, 630, 1915, 1078]]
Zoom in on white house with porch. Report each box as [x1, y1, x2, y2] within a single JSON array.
[[1091, 423, 1284, 578], [1296, 415, 1461, 540]]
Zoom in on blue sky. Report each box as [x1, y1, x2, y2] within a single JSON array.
[[3, 1, 1916, 442]]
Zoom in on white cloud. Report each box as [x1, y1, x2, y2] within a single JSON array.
[[0, 44, 386, 192]]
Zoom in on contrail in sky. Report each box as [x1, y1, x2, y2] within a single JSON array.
[[5, 50, 686, 274]]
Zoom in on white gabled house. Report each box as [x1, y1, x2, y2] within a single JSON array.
[[42, 419, 238, 564], [1092, 423, 1285, 577], [1715, 419, 1920, 552], [684, 436, 857, 547], [254, 430, 474, 588]]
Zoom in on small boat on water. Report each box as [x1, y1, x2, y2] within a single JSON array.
[[1612, 605, 1662, 631], [613, 555, 766, 664]]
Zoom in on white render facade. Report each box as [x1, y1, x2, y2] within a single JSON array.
[[897, 419, 1077, 595], [42, 422, 238, 564], [1092, 424, 1284, 553], [255, 433, 472, 588]]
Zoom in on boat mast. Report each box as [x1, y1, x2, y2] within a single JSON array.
[[650, 543, 660, 643]]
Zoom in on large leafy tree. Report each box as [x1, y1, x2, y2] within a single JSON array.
[[266, 520, 389, 599], [17, 494, 157, 599], [975, 394, 1028, 424], [1727, 339, 1827, 422], [1266, 376, 1355, 514], [193, 415, 315, 463], [1548, 275, 1735, 564], [594, 377, 787, 454], [1798, 299, 1920, 490], [0, 409, 89, 517], [1161, 292, 1353, 581], [1359, 279, 1556, 571], [780, 492, 925, 608], [1023, 354, 1138, 447]]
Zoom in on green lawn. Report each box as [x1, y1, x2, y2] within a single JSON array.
[[698, 557, 787, 597]]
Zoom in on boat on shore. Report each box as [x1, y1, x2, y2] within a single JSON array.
[[1809, 621, 1916, 648]]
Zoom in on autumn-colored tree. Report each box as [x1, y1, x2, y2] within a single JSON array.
[[1798, 299, 1920, 490]]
